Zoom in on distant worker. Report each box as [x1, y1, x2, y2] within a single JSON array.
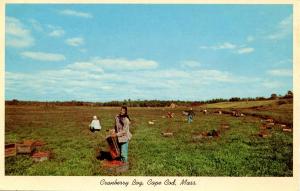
[[186, 108, 195, 124], [89, 116, 102, 132]]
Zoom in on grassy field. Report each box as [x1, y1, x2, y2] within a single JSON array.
[[203, 99, 278, 109], [5, 100, 293, 176], [203, 99, 293, 126]]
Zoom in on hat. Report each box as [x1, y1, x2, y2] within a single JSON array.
[[93, 116, 97, 120]]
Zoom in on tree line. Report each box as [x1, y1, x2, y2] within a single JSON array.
[[5, 90, 293, 107]]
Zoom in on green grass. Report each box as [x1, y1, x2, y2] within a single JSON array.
[[5, 102, 293, 176], [202, 100, 277, 109], [201, 99, 293, 126]]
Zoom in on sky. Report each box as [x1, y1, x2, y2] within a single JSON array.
[[5, 4, 293, 102]]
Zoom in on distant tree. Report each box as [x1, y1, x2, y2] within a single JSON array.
[[270, 93, 278, 100], [255, 96, 266, 101], [204, 98, 227, 104], [284, 90, 293, 98], [11, 99, 19, 105], [229, 97, 241, 102]]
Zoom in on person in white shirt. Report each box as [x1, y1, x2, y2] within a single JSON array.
[[89, 116, 101, 132]]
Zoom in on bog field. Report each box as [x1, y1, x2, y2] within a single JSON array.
[[5, 99, 293, 176]]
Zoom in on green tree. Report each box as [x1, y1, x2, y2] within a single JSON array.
[[284, 90, 293, 98], [270, 93, 278, 100]]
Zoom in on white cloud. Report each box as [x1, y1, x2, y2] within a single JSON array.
[[267, 14, 292, 40], [27, 20, 65, 38], [29, 19, 43, 32], [200, 42, 254, 54], [181, 60, 201, 68], [92, 58, 159, 70], [47, 24, 56, 29], [278, 59, 292, 65], [200, 42, 237, 50], [6, 16, 34, 48], [131, 68, 257, 88], [59, 9, 93, 18], [141, 70, 190, 79], [246, 36, 254, 42], [5, 57, 158, 100], [101, 86, 113, 90], [6, 71, 32, 81], [79, 48, 87, 53], [214, 42, 236, 50], [274, 59, 292, 67], [6, 17, 28, 37], [66, 62, 104, 73], [267, 69, 292, 77], [65, 37, 84, 46], [5, 66, 120, 101], [6, 56, 263, 101], [262, 80, 283, 89], [193, 70, 236, 82], [199, 46, 209, 49], [49, 29, 65, 37], [237, 47, 254, 54], [21, 51, 66, 62], [47, 25, 65, 37]]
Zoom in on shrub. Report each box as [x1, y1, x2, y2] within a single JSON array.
[[277, 100, 287, 105]]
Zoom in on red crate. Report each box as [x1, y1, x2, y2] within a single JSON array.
[[31, 151, 50, 162], [5, 144, 17, 157], [258, 130, 269, 138], [102, 160, 129, 173], [33, 140, 46, 147], [17, 142, 35, 154]]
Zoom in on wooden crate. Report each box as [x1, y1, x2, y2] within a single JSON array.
[[162, 132, 173, 137], [266, 123, 275, 129], [259, 134, 268, 138], [5, 144, 16, 157], [33, 140, 46, 147], [280, 124, 287, 128], [258, 131, 269, 138], [102, 160, 129, 173], [106, 136, 120, 159], [17, 142, 35, 154], [283, 128, 292, 132], [31, 151, 50, 162]]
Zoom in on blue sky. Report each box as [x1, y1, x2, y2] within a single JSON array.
[[5, 4, 293, 101]]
